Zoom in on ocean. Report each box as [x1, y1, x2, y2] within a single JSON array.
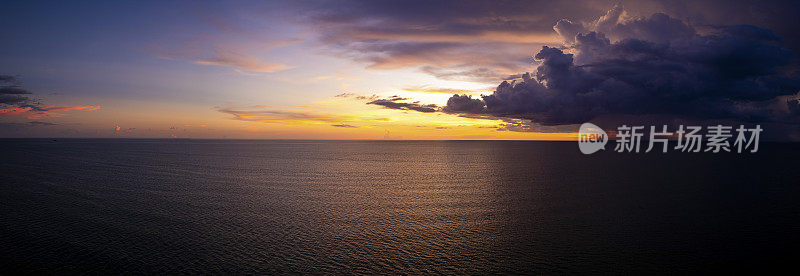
[[1, 139, 799, 274]]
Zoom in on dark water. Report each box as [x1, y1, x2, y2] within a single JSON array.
[[1, 139, 799, 274]]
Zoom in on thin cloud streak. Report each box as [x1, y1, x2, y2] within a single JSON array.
[[1, 105, 102, 119], [219, 108, 351, 123], [366, 96, 438, 113], [401, 86, 491, 95], [331, 123, 358, 128], [194, 50, 291, 73]]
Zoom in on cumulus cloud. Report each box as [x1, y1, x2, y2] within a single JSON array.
[[442, 94, 485, 113], [443, 6, 800, 126]]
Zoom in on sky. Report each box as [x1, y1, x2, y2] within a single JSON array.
[[2, 0, 800, 140]]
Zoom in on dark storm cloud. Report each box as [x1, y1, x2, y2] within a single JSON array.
[[641, 0, 800, 57], [443, 6, 800, 125], [494, 118, 578, 133], [367, 96, 439, 113], [442, 94, 485, 113]]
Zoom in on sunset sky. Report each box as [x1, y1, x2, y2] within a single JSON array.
[[2, 0, 799, 140]]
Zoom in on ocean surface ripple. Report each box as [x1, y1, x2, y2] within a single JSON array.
[[2, 139, 799, 274]]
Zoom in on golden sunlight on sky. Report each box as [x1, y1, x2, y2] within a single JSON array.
[[0, 1, 591, 140], [214, 94, 578, 140], [18, 1, 797, 140]]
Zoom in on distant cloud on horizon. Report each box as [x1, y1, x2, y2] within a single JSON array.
[[0, 75, 100, 119]]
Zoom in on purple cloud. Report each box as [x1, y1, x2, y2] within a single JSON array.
[[443, 6, 800, 126]]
